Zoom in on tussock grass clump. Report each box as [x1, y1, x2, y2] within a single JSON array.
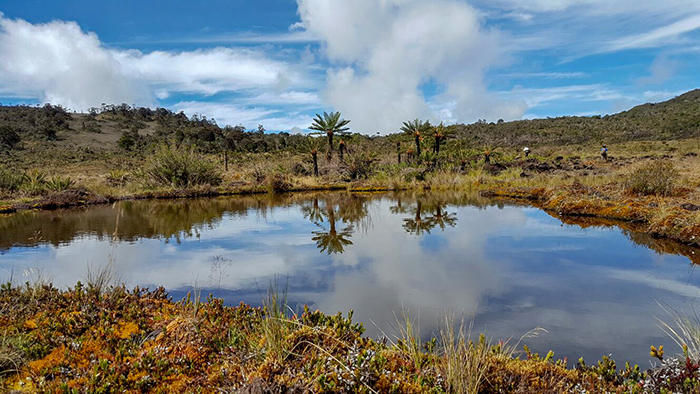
[[84, 262, 120, 296], [0, 169, 25, 193], [0, 332, 24, 378], [105, 169, 130, 186], [44, 175, 75, 192], [142, 144, 222, 188], [266, 173, 293, 194], [22, 170, 47, 195], [625, 161, 679, 196], [440, 317, 493, 394], [259, 281, 292, 362], [656, 302, 700, 362], [0, 169, 74, 196]]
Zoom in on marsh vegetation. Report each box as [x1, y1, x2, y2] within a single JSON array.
[[2, 92, 700, 392]]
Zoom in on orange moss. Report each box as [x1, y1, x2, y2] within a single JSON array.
[[28, 345, 65, 373], [73, 339, 110, 369], [23, 319, 37, 330], [113, 321, 140, 339]]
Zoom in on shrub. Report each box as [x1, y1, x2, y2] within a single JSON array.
[[117, 130, 139, 151], [142, 144, 222, 188], [266, 173, 292, 194], [21, 170, 48, 195], [0, 169, 25, 193], [625, 161, 679, 196], [0, 125, 21, 151], [344, 151, 375, 180], [45, 175, 75, 192]]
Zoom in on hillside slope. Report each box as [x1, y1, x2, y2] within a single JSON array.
[[1, 90, 699, 163], [454, 89, 700, 147]]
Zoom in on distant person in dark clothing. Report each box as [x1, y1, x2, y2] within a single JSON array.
[[600, 144, 608, 161]]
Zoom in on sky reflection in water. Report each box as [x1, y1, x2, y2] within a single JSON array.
[[1, 192, 700, 366]]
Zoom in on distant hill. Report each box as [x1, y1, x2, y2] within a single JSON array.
[[453, 89, 700, 147], [0, 104, 308, 159], [1, 90, 699, 157]]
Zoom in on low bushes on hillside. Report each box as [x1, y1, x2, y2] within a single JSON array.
[[141, 144, 222, 188], [0, 125, 21, 151], [625, 161, 679, 196]]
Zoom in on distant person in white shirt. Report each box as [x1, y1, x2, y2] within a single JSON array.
[[523, 147, 530, 158]]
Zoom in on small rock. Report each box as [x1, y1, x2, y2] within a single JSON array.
[[681, 203, 700, 211]]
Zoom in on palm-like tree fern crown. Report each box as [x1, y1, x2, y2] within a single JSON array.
[[400, 118, 431, 136], [309, 111, 351, 135]]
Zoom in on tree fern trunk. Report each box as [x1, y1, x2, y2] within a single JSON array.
[[415, 135, 421, 158], [327, 132, 334, 160]]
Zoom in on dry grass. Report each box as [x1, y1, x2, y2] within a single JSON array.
[[0, 332, 24, 378], [625, 161, 679, 196], [390, 311, 427, 372], [656, 302, 700, 361], [439, 316, 493, 394], [259, 279, 293, 362]]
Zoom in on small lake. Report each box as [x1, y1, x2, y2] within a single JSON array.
[[2, 192, 700, 366]]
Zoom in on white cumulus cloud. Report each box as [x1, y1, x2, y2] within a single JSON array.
[[0, 15, 146, 109], [0, 13, 311, 124], [297, 0, 527, 134]]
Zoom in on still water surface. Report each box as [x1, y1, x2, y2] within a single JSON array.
[[2, 192, 700, 366]]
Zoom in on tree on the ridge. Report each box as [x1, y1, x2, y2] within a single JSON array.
[[401, 119, 431, 159], [309, 111, 351, 160]]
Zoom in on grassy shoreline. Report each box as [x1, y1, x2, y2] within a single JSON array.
[[2, 157, 700, 250], [1, 281, 698, 393], [482, 182, 700, 247]]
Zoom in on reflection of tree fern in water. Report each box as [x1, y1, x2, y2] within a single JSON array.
[[426, 204, 458, 231], [337, 194, 373, 235], [4, 191, 696, 262], [403, 201, 435, 236], [303, 194, 373, 253], [312, 207, 354, 254]]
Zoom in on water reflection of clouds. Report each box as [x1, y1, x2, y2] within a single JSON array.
[[2, 194, 700, 366], [315, 203, 528, 339]]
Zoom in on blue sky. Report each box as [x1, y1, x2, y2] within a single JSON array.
[[0, 0, 699, 133]]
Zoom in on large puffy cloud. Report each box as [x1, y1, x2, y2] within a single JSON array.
[[0, 15, 145, 109], [114, 47, 305, 97], [0, 14, 313, 130], [297, 0, 527, 133]]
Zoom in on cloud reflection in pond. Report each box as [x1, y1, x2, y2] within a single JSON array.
[[1, 192, 700, 366]]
